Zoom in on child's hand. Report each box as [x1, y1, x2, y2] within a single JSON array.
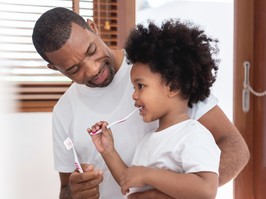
[[89, 121, 105, 135], [87, 121, 115, 154], [120, 166, 147, 195]]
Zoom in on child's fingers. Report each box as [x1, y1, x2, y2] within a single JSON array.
[[121, 187, 130, 195], [91, 123, 104, 132], [102, 122, 108, 129], [87, 121, 110, 135], [101, 123, 113, 137], [87, 128, 92, 133]]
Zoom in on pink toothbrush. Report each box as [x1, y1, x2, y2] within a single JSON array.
[[90, 107, 141, 135], [64, 137, 84, 173]]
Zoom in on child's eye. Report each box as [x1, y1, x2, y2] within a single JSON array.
[[137, 83, 144, 89]]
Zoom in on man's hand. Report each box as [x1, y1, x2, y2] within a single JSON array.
[[127, 189, 174, 199], [60, 164, 103, 199]]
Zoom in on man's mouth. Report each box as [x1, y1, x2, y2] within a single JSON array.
[[85, 58, 115, 87], [91, 67, 107, 84]]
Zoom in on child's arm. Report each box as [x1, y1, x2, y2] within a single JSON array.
[[121, 166, 218, 199], [88, 122, 128, 186]]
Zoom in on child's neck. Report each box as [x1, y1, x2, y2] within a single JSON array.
[[157, 112, 189, 132]]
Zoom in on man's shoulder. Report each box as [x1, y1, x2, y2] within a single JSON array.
[[189, 93, 218, 120], [53, 83, 78, 111]]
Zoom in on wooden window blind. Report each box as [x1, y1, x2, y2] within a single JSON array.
[[0, 0, 135, 112], [93, 0, 118, 49]]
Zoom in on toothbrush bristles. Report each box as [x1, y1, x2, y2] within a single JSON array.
[[64, 137, 73, 150]]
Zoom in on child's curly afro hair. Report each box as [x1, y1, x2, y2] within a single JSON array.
[[125, 19, 219, 108]]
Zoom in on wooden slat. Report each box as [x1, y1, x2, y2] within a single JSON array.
[[14, 81, 72, 100], [72, 0, 80, 13], [17, 94, 65, 100], [18, 81, 72, 85], [16, 100, 58, 112], [18, 87, 69, 93]]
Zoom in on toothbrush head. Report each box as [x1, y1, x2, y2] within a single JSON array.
[[64, 137, 74, 150]]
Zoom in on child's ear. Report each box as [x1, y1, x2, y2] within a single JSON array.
[[168, 81, 179, 97], [168, 89, 179, 97]]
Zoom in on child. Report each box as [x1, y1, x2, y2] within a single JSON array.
[[88, 19, 221, 199]]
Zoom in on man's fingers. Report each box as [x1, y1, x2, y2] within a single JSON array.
[[82, 164, 94, 172], [69, 165, 103, 186], [69, 168, 103, 198], [78, 185, 100, 197], [72, 185, 100, 199]]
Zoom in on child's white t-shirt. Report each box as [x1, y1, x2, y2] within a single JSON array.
[[129, 119, 221, 194]]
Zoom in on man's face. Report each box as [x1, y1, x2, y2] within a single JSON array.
[[45, 23, 115, 87]]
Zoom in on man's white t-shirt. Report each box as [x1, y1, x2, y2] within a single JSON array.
[[53, 54, 218, 199]]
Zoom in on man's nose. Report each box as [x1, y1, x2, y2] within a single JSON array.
[[83, 60, 100, 77]]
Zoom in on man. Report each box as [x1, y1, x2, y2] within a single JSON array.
[[32, 7, 249, 199]]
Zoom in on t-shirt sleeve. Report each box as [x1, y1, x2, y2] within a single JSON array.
[[188, 93, 218, 120], [179, 126, 221, 175], [52, 101, 76, 173]]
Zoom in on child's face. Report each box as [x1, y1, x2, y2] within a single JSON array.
[[130, 63, 173, 123]]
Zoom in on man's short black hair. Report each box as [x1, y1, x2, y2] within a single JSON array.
[[32, 7, 90, 63]]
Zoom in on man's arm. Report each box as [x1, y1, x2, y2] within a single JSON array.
[[128, 190, 174, 199], [59, 172, 72, 199], [59, 164, 103, 199], [198, 105, 250, 186]]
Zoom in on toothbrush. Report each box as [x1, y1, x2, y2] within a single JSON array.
[[64, 137, 84, 173], [90, 107, 142, 135]]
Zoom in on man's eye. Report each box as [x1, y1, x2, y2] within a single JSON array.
[[87, 44, 96, 55], [68, 65, 80, 75]]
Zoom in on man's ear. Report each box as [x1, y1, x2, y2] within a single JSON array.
[[47, 64, 58, 71], [87, 19, 99, 35]]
